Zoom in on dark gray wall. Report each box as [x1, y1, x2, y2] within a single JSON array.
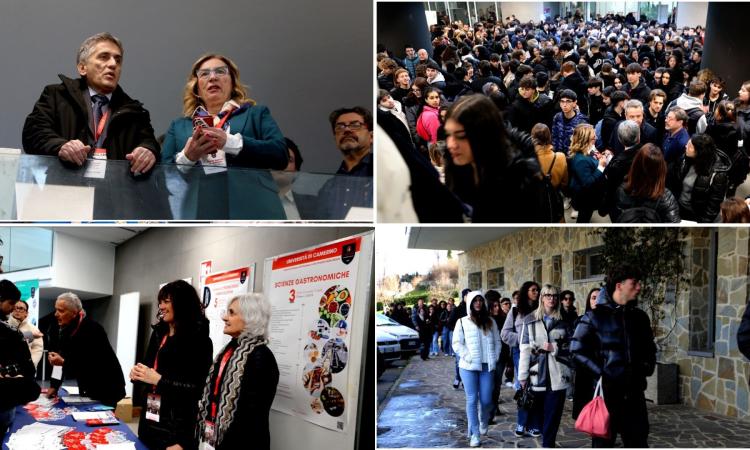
[[377, 3, 432, 58], [0, 0, 371, 173], [702, 2, 750, 96]]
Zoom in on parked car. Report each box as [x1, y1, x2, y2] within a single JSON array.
[[377, 328, 401, 378], [376, 313, 420, 358]]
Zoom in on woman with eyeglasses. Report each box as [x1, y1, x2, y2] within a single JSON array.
[[161, 54, 288, 219], [518, 284, 573, 448], [500, 281, 540, 438], [453, 291, 501, 448]]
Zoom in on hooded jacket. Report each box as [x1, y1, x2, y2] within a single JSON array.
[[673, 93, 708, 135], [570, 287, 656, 393], [453, 315, 502, 372]]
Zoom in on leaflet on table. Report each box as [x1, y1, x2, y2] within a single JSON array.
[[203, 266, 254, 358], [266, 236, 361, 433]]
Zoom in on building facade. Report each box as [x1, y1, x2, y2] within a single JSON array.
[[456, 227, 750, 419]]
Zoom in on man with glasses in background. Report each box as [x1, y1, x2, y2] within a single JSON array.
[[23, 32, 159, 174], [552, 89, 589, 155], [316, 107, 373, 219]]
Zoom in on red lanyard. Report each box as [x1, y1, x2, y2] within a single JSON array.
[[151, 335, 168, 392], [215, 107, 235, 130], [94, 110, 109, 145], [210, 347, 235, 420]]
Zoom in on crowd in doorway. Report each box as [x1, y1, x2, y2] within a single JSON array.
[[378, 11, 750, 223]]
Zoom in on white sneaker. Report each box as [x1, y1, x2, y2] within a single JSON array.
[[505, 382, 513, 388], [479, 423, 488, 435], [564, 198, 571, 210], [470, 434, 481, 447], [570, 209, 578, 219]]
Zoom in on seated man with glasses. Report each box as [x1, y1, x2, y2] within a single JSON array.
[[316, 107, 373, 219], [22, 32, 159, 174], [551, 89, 589, 155]]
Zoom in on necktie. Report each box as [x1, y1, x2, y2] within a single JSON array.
[[92, 94, 109, 131]]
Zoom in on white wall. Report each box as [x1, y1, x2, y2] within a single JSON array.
[[111, 226, 372, 450], [675, 2, 708, 28], [500, 1, 544, 22], [51, 231, 115, 295]]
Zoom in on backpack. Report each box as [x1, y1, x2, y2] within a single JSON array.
[[616, 204, 661, 223], [539, 153, 564, 222]]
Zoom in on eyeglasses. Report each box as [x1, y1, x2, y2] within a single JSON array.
[[334, 121, 366, 133], [196, 66, 230, 80], [14, 305, 27, 312], [543, 294, 559, 299], [560, 99, 575, 104]]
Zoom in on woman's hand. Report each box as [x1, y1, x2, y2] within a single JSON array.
[[130, 363, 162, 386], [201, 127, 228, 150], [182, 128, 220, 161], [542, 342, 554, 352]]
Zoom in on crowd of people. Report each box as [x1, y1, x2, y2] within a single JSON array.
[[19, 32, 372, 220], [0, 278, 279, 450], [377, 11, 750, 223], [386, 263, 656, 448]]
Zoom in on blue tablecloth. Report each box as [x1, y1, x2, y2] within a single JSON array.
[[2, 390, 147, 449]]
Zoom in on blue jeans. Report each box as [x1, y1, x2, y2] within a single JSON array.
[[431, 331, 440, 354], [459, 364, 495, 437], [531, 389, 566, 447], [0, 407, 16, 443], [442, 328, 452, 355], [512, 346, 529, 429]]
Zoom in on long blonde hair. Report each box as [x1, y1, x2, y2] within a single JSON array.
[[182, 54, 256, 117], [533, 284, 561, 321], [567, 124, 595, 157]]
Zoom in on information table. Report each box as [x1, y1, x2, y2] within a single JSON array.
[[2, 391, 146, 450]]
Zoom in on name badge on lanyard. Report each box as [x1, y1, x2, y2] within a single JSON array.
[[145, 335, 168, 423], [84, 111, 109, 179]]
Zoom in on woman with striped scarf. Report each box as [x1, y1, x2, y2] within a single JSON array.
[[196, 294, 279, 450]]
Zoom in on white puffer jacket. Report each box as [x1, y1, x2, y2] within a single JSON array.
[[453, 316, 502, 372]]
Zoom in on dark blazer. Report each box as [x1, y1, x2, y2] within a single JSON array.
[[48, 316, 125, 407], [23, 75, 159, 161], [135, 321, 213, 450]]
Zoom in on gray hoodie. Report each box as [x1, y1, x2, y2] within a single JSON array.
[[674, 93, 708, 134]]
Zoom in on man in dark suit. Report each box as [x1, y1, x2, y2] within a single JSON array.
[[23, 33, 159, 173]]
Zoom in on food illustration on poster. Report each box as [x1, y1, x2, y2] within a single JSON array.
[[266, 236, 364, 432]]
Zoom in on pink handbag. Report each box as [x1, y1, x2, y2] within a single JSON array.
[[574, 377, 611, 439]]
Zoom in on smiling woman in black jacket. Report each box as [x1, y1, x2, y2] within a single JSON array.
[[130, 280, 213, 450]]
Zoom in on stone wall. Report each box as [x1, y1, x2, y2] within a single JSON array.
[[458, 227, 750, 419]]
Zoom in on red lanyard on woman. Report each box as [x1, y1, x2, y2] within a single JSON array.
[[215, 106, 236, 130], [151, 335, 168, 393], [210, 347, 235, 420]]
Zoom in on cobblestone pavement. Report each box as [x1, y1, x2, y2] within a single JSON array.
[[377, 354, 750, 448]]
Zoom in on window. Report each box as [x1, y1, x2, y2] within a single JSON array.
[[551, 255, 562, 288], [468, 271, 482, 291], [487, 267, 504, 290], [573, 246, 606, 281], [533, 259, 543, 284], [688, 229, 716, 356], [0, 227, 54, 273]]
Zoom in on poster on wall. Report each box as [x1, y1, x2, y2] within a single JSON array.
[[265, 235, 368, 433], [199, 260, 212, 292], [15, 279, 39, 326], [204, 266, 254, 358]]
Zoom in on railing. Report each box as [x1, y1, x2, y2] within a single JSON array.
[[0, 151, 373, 221]]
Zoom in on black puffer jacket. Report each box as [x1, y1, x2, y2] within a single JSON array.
[[570, 287, 656, 393], [135, 319, 213, 450], [506, 93, 555, 134], [706, 122, 746, 187], [668, 151, 730, 223], [613, 184, 681, 223], [0, 320, 38, 410], [471, 126, 545, 222]]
